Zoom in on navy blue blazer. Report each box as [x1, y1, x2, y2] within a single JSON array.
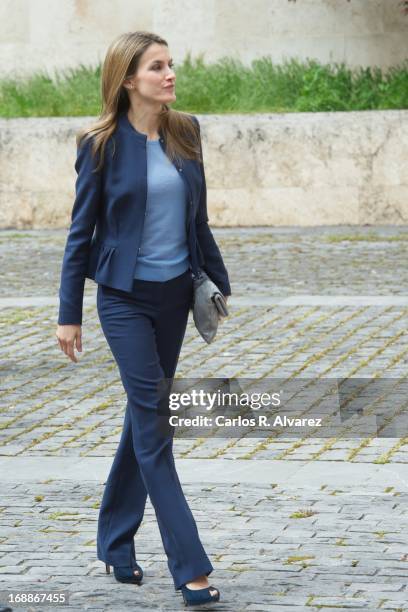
[[58, 111, 231, 325]]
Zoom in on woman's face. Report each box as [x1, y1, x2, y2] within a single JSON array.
[[125, 43, 176, 105]]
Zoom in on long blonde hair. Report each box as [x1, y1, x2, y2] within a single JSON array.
[[77, 31, 202, 173]]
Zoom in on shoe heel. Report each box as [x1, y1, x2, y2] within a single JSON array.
[[105, 563, 110, 574]]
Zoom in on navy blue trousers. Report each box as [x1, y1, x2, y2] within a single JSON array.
[[95, 269, 213, 590]]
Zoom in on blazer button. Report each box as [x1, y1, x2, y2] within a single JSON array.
[[178, 168, 182, 172]]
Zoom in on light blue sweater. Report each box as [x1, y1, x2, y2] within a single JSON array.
[[133, 138, 190, 281]]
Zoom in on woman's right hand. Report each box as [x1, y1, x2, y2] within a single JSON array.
[[56, 324, 82, 363]]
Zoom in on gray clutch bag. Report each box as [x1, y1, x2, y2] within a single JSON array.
[[192, 269, 229, 344]]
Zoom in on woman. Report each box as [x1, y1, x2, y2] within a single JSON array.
[[55, 31, 231, 607]]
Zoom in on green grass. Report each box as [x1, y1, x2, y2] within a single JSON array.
[[1, 53, 407, 117]]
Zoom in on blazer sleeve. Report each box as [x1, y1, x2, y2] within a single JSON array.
[[192, 116, 232, 297], [57, 135, 102, 325]]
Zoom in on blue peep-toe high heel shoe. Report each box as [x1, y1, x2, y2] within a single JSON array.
[[180, 583, 220, 607], [105, 562, 143, 585]]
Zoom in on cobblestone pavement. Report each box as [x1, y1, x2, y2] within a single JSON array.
[[0, 226, 407, 611], [1, 225, 408, 298], [1, 480, 408, 612]]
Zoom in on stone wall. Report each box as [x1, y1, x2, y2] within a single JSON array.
[[0, 0, 407, 78], [1, 111, 406, 228]]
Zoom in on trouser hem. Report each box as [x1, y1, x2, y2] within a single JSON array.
[[97, 549, 135, 567]]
